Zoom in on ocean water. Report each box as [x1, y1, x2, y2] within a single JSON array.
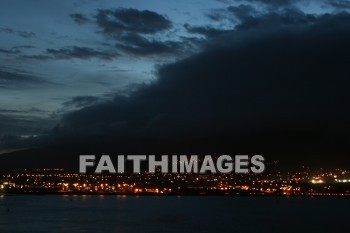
[[0, 195, 348, 233]]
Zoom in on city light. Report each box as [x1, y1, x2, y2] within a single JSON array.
[[0, 165, 349, 196]]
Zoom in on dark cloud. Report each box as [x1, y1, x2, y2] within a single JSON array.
[[20, 46, 119, 61], [206, 10, 227, 21], [189, 7, 317, 39], [0, 45, 36, 55], [0, 68, 53, 89], [0, 109, 24, 114], [70, 8, 187, 56], [0, 114, 53, 151], [18, 31, 36, 39], [243, 0, 296, 7], [95, 8, 172, 35], [46, 46, 119, 60], [70, 13, 91, 24], [0, 108, 49, 115], [0, 48, 20, 55], [12, 45, 36, 50], [41, 12, 350, 166], [234, 8, 317, 30], [116, 33, 183, 56], [0, 27, 36, 38], [0, 114, 48, 138], [228, 0, 350, 10], [207, 4, 313, 32], [20, 54, 51, 61], [215, 0, 297, 7], [0, 134, 31, 151], [0, 106, 54, 151], [326, 0, 350, 9], [63, 96, 100, 108], [184, 24, 232, 38], [227, 4, 257, 20]]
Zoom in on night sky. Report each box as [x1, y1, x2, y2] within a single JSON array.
[[1, 0, 350, 168]]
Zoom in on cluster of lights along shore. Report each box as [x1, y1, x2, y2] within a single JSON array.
[[1, 161, 350, 196]]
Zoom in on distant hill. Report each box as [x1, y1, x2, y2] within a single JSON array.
[[0, 148, 80, 172]]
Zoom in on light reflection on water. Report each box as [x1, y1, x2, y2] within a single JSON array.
[[0, 195, 349, 233]]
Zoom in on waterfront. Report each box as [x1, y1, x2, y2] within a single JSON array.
[[2, 166, 350, 196], [0, 195, 349, 233]]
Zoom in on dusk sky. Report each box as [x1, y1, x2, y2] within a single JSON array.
[[1, 0, 350, 167]]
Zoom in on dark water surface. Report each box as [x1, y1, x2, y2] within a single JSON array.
[[0, 195, 349, 233]]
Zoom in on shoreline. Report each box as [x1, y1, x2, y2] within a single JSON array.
[[1, 192, 350, 197]]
